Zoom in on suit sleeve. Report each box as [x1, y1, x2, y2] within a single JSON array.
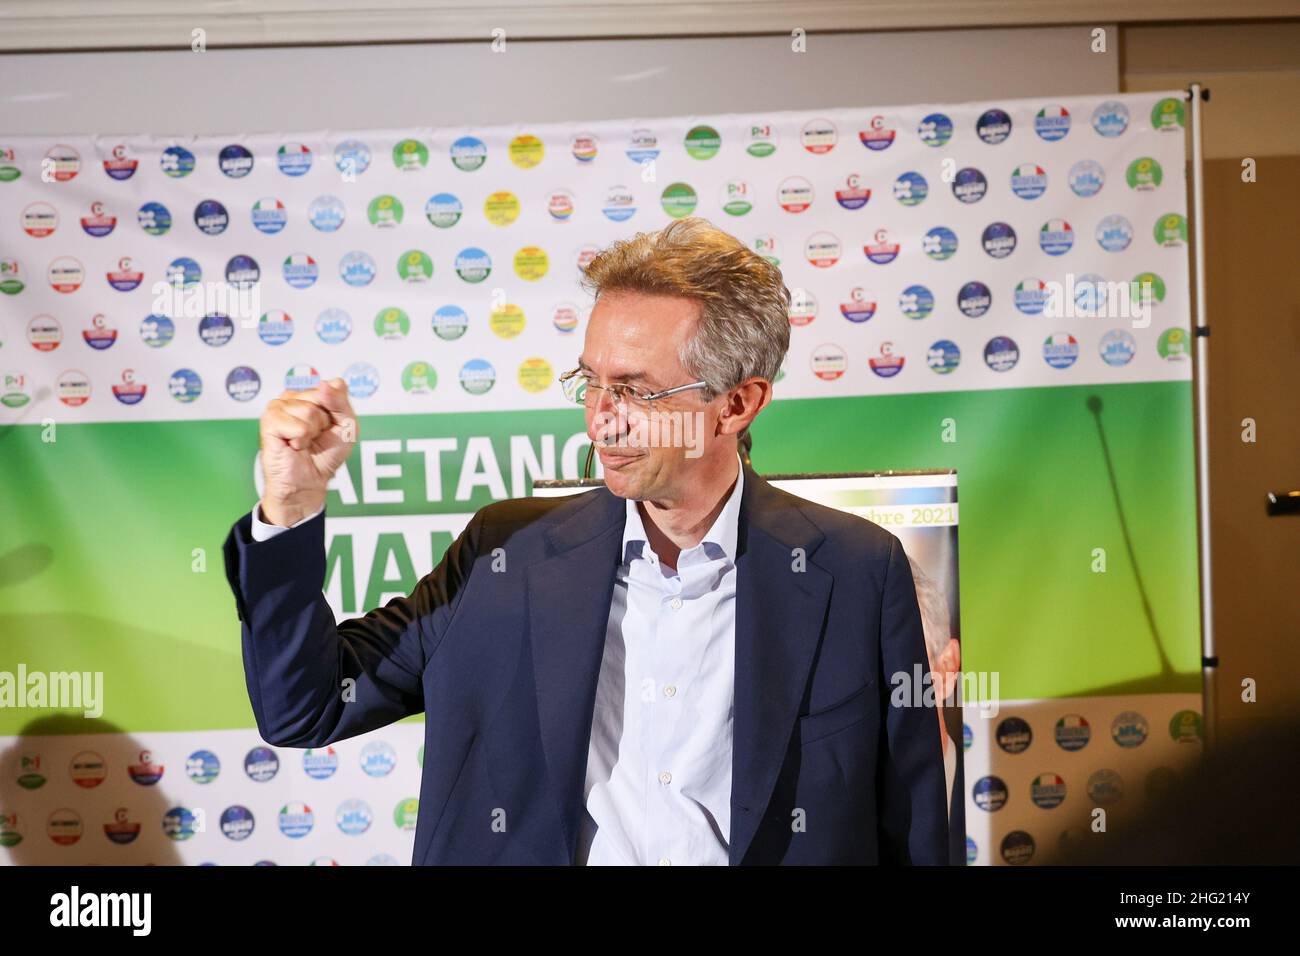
[[222, 507, 483, 748], [875, 534, 950, 864]]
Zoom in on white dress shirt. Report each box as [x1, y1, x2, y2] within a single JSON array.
[[249, 453, 744, 866]]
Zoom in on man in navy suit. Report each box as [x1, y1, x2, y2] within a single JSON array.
[[224, 216, 949, 865]]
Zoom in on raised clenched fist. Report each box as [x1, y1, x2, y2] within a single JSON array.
[[258, 377, 357, 526]]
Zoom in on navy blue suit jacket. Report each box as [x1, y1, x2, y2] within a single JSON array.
[[222, 459, 949, 865]]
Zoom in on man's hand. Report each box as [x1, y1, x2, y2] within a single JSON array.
[[258, 377, 357, 526]]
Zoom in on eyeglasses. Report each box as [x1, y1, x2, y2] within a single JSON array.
[[559, 367, 709, 411]]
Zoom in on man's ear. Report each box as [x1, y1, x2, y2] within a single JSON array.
[[718, 377, 771, 436]]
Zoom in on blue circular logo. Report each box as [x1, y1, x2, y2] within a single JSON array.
[[1091, 100, 1130, 138], [893, 171, 928, 206], [220, 805, 255, 840], [258, 311, 294, 345], [1087, 768, 1124, 805], [336, 799, 373, 835], [958, 281, 992, 318], [360, 741, 397, 777], [225, 254, 260, 289], [284, 253, 319, 289], [251, 198, 288, 235], [1069, 159, 1105, 197], [334, 139, 372, 176], [1010, 163, 1048, 199], [166, 257, 202, 289], [1038, 219, 1075, 255], [1014, 277, 1049, 315], [303, 748, 339, 780], [1001, 830, 1035, 865], [168, 368, 202, 403], [927, 340, 961, 374], [952, 167, 987, 204], [1111, 711, 1149, 748], [340, 251, 377, 287], [1099, 329, 1136, 366], [226, 366, 261, 402], [199, 313, 234, 347], [161, 146, 195, 178], [1055, 714, 1091, 751], [899, 285, 934, 320], [1035, 105, 1072, 141], [279, 802, 314, 838], [973, 775, 1008, 812], [1030, 773, 1067, 809], [194, 199, 229, 236], [244, 747, 279, 782], [918, 113, 953, 147], [185, 749, 220, 784], [316, 308, 352, 344], [923, 226, 958, 261], [138, 202, 172, 235], [997, 716, 1033, 753], [277, 143, 313, 176], [984, 336, 1020, 372], [982, 222, 1017, 258], [140, 314, 174, 348], [218, 144, 254, 178], [1096, 214, 1134, 252], [344, 362, 380, 399], [309, 195, 346, 232], [1043, 332, 1080, 368], [976, 109, 1012, 145]]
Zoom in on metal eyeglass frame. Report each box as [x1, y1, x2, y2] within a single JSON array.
[[558, 367, 710, 411]]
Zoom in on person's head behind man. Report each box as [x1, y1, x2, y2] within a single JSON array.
[[574, 216, 790, 508]]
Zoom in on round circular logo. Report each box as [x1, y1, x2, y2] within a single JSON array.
[[973, 775, 1008, 812], [1055, 714, 1091, 751], [983, 336, 1020, 372], [997, 716, 1033, 754]]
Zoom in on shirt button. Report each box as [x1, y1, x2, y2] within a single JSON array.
[[658, 771, 672, 786], [663, 685, 677, 698], [669, 597, 682, 610], [658, 858, 672, 866]]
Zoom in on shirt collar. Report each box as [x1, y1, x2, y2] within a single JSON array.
[[622, 451, 745, 564]]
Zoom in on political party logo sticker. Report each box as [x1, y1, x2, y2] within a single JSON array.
[[199, 313, 235, 347], [163, 807, 198, 840], [1010, 164, 1047, 199], [277, 143, 313, 176], [303, 747, 339, 780], [952, 168, 987, 204], [83, 314, 118, 350], [213, 143, 251, 178], [48, 256, 85, 293], [455, 247, 492, 283], [840, 288, 875, 324], [285, 364, 320, 391], [1154, 213, 1187, 247], [801, 118, 837, 154], [166, 257, 201, 290], [996, 716, 1032, 753], [553, 303, 581, 333], [864, 229, 900, 265], [137, 201, 172, 236], [374, 306, 411, 341], [1014, 277, 1049, 315], [106, 256, 144, 292], [518, 358, 553, 394], [547, 189, 576, 222], [958, 281, 991, 318], [810, 344, 847, 381], [57, 369, 91, 407], [804, 232, 841, 269], [720, 180, 754, 216], [1157, 327, 1191, 361], [514, 246, 549, 281], [684, 125, 721, 160], [226, 366, 261, 402], [508, 133, 544, 169], [982, 221, 1018, 258], [140, 314, 174, 348], [1126, 156, 1163, 191], [307, 309, 351, 348], [660, 182, 699, 218], [340, 250, 377, 288], [336, 799, 374, 836], [309, 195, 345, 232], [1030, 773, 1067, 809], [900, 284, 934, 320], [225, 254, 261, 289], [918, 113, 953, 147], [976, 108, 1012, 144], [893, 171, 928, 206], [1096, 214, 1134, 252], [625, 128, 660, 165], [104, 808, 141, 845], [1151, 96, 1186, 131], [1035, 104, 1071, 141], [0, 258, 25, 295], [1055, 714, 1091, 751], [0, 145, 20, 182], [393, 798, 419, 831], [2, 372, 31, 409], [788, 288, 817, 327], [401, 361, 436, 395], [1111, 711, 1149, 748], [965, 837, 977, 865], [344, 362, 379, 398], [103, 143, 139, 180], [393, 249, 433, 285], [186, 750, 220, 784], [368, 194, 404, 228], [1043, 332, 1080, 369], [1092, 100, 1130, 137], [245, 746, 279, 781], [418, 193, 462, 232], [194, 199, 229, 235], [856, 114, 894, 151], [433, 304, 469, 340], [778, 177, 814, 213], [1169, 709, 1203, 743], [255, 310, 293, 345], [169, 368, 202, 403], [490, 303, 526, 339], [1099, 329, 1137, 367], [27, 315, 62, 351], [111, 369, 147, 405], [927, 339, 961, 374], [251, 197, 288, 234], [745, 123, 778, 157], [450, 135, 487, 172], [1087, 769, 1124, 806], [22, 202, 59, 237], [484, 190, 521, 226], [334, 139, 372, 177], [754, 234, 780, 267], [868, 342, 904, 378], [220, 805, 255, 840], [1133, 271, 1166, 306], [1068, 159, 1105, 197], [48, 808, 83, 846], [279, 802, 314, 838], [393, 137, 430, 171], [43, 144, 81, 181], [1000, 831, 1035, 865], [973, 775, 1008, 812], [459, 358, 497, 395], [1038, 219, 1074, 255], [572, 132, 599, 163], [70, 751, 107, 789], [79, 201, 117, 238], [983, 336, 1020, 372], [0, 812, 22, 848]]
